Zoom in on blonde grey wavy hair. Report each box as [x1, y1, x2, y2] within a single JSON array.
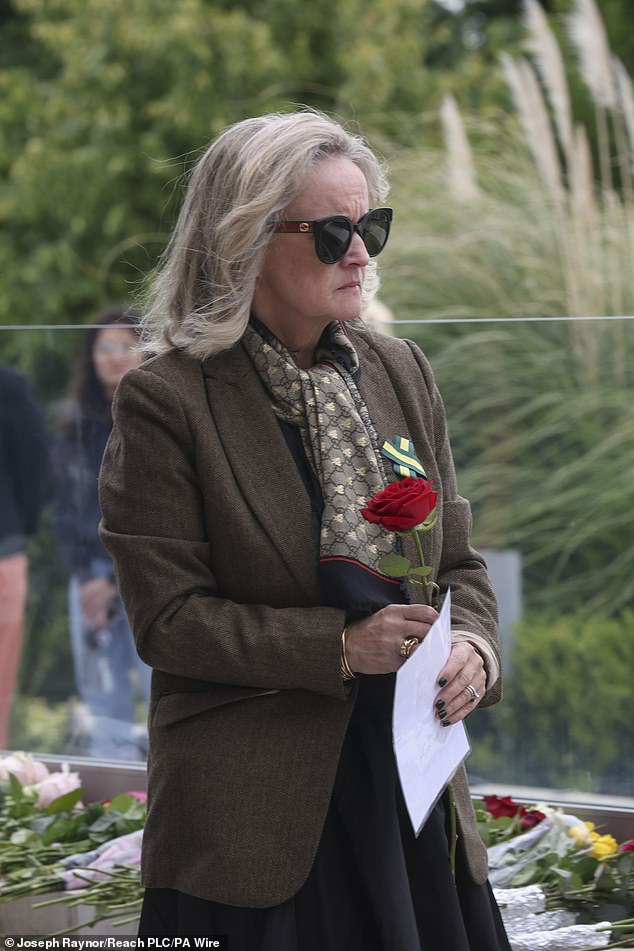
[[142, 110, 389, 359]]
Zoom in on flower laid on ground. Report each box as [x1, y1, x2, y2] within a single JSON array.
[[475, 794, 547, 845], [360, 476, 439, 604], [33, 763, 82, 809], [0, 752, 82, 810], [125, 790, 147, 804], [0, 753, 146, 906], [569, 822, 619, 859], [0, 751, 50, 786], [479, 795, 634, 948]]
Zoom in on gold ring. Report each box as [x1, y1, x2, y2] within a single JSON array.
[[400, 637, 420, 659]]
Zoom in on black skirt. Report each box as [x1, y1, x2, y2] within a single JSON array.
[[139, 676, 511, 951]]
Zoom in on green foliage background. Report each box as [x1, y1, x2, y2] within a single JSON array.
[[468, 610, 634, 795], [1, 0, 632, 339]]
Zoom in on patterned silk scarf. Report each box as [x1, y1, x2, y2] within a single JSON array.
[[242, 320, 398, 580]]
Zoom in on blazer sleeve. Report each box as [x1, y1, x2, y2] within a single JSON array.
[[406, 339, 502, 707], [99, 366, 348, 701]]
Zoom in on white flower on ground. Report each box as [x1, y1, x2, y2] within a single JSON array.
[[32, 763, 82, 808], [0, 752, 50, 786]]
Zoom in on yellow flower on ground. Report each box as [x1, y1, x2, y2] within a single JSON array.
[[591, 834, 618, 859], [569, 823, 593, 846]]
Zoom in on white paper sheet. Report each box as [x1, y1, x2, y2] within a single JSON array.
[[392, 589, 471, 835]]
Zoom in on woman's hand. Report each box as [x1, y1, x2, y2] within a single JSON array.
[[433, 642, 486, 726], [344, 604, 439, 675], [79, 576, 117, 629]]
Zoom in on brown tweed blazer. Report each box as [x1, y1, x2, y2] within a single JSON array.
[[99, 325, 501, 908]]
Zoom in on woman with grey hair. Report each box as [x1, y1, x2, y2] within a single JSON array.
[[100, 110, 510, 949]]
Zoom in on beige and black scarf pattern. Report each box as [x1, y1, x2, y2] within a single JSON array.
[[243, 321, 397, 575]]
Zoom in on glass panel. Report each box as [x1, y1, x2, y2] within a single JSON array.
[[395, 315, 634, 801], [1, 319, 633, 805], [0, 326, 148, 762]]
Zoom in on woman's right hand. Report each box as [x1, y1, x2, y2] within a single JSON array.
[[344, 603, 439, 675]]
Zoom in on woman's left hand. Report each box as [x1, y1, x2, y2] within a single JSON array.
[[433, 642, 486, 726]]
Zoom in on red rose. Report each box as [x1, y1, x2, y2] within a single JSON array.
[[619, 840, 634, 852], [519, 808, 547, 830], [360, 477, 438, 533], [483, 795, 521, 819]]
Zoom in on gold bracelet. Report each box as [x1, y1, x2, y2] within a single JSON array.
[[340, 626, 355, 682]]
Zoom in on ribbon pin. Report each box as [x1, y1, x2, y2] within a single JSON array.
[[381, 436, 427, 479]]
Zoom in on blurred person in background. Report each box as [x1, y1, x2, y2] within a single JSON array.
[[53, 307, 150, 760], [0, 362, 50, 748]]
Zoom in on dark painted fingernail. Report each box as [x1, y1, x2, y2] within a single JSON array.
[[438, 709, 448, 720], [435, 699, 445, 710], [441, 719, 452, 727], [438, 677, 447, 687]]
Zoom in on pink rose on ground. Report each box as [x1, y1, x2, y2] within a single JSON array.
[[33, 763, 82, 808], [125, 790, 147, 803], [0, 752, 50, 786]]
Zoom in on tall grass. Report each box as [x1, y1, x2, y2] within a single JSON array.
[[378, 0, 634, 615]]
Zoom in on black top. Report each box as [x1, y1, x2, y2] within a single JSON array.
[[53, 411, 113, 578], [0, 363, 51, 557]]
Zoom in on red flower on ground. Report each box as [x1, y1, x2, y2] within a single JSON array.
[[519, 808, 547, 830], [482, 796, 546, 830], [483, 795, 522, 819]]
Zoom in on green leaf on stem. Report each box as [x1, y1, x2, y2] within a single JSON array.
[[8, 774, 23, 802], [10, 828, 36, 846], [107, 793, 143, 815], [408, 565, 433, 578], [42, 816, 75, 846], [43, 788, 84, 816], [378, 554, 411, 577], [511, 861, 540, 886]]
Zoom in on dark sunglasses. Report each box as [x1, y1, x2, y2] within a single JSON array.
[[272, 207, 393, 264]]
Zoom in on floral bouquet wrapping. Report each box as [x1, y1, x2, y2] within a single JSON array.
[[476, 795, 634, 950]]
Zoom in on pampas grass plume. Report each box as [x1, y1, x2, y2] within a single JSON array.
[[440, 94, 480, 203], [501, 53, 563, 198], [613, 57, 634, 158], [569, 124, 597, 225], [568, 0, 616, 109], [523, 0, 573, 161]]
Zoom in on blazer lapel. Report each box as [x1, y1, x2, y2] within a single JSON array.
[[353, 335, 409, 473], [352, 332, 435, 601], [202, 345, 319, 603]]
